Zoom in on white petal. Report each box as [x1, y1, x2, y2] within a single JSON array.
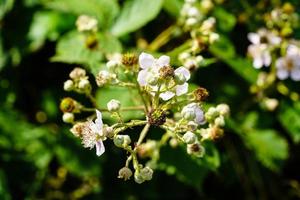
[[268, 35, 281, 45], [253, 57, 263, 69], [95, 140, 105, 156], [176, 83, 188, 96], [137, 69, 148, 86], [291, 68, 300, 81], [275, 58, 285, 69], [248, 33, 260, 44], [157, 55, 170, 67], [262, 52, 271, 67], [139, 52, 155, 69], [287, 45, 299, 56], [195, 107, 205, 125], [95, 110, 103, 127], [159, 91, 175, 101], [174, 67, 191, 80], [276, 69, 289, 80]]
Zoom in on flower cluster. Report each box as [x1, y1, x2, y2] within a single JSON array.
[[60, 51, 229, 184]]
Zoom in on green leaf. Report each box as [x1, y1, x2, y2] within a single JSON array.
[[52, 31, 104, 67], [163, 0, 183, 17], [158, 142, 220, 186], [111, 0, 163, 37], [44, 0, 119, 29], [213, 7, 236, 32], [96, 86, 145, 122], [278, 101, 300, 143], [28, 11, 74, 50], [244, 129, 288, 171], [0, 0, 14, 20], [209, 35, 258, 84]]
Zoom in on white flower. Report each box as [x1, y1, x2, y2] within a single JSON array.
[[248, 28, 281, 46], [248, 44, 271, 68], [181, 103, 205, 125], [81, 110, 106, 156], [137, 52, 190, 101], [107, 99, 121, 112], [275, 45, 300, 81], [76, 15, 98, 32]]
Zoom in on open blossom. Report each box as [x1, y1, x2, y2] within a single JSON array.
[[181, 103, 205, 125], [275, 45, 300, 81], [81, 110, 106, 156], [247, 29, 281, 69], [137, 52, 191, 101]]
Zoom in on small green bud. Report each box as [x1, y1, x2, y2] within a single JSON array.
[[113, 135, 131, 148], [140, 166, 153, 181], [107, 99, 121, 112], [216, 104, 230, 116], [214, 116, 225, 127], [118, 167, 133, 181], [62, 112, 74, 123], [134, 171, 145, 184], [182, 131, 197, 144]]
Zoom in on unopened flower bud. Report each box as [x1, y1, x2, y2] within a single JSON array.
[[62, 112, 74, 123], [214, 116, 225, 127], [201, 0, 214, 11], [187, 142, 205, 157], [262, 98, 278, 111], [78, 79, 91, 91], [205, 107, 219, 121], [187, 7, 200, 18], [140, 166, 153, 181], [181, 107, 196, 121], [113, 135, 131, 148], [96, 70, 110, 87], [118, 167, 133, 181], [106, 60, 119, 70], [69, 67, 86, 80], [175, 73, 187, 85], [137, 140, 157, 158], [178, 52, 190, 62], [64, 80, 74, 91], [182, 131, 197, 144], [209, 33, 219, 43], [107, 99, 121, 112], [103, 126, 114, 138], [187, 121, 198, 131], [134, 171, 145, 184], [70, 122, 85, 137], [169, 138, 179, 148], [216, 104, 230, 116], [186, 17, 198, 27]]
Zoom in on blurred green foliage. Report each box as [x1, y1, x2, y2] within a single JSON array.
[[1, 0, 300, 199]]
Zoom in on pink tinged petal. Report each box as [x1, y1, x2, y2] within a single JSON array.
[[159, 91, 175, 101], [176, 83, 188, 96], [139, 52, 155, 69], [195, 107, 205, 125], [95, 140, 105, 156], [137, 70, 148, 86], [95, 110, 103, 127], [157, 55, 170, 67], [291, 68, 300, 81], [248, 33, 260, 44], [174, 67, 191, 80], [276, 69, 289, 80]]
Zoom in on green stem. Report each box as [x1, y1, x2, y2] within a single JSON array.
[[148, 25, 177, 51], [136, 123, 151, 146]]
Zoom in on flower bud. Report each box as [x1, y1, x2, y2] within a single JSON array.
[[70, 122, 85, 137], [187, 121, 198, 131], [178, 52, 190, 62], [262, 98, 278, 111], [216, 104, 230, 116], [118, 167, 133, 181], [134, 171, 145, 184], [187, 142, 205, 157], [62, 112, 74, 123], [113, 135, 131, 148], [209, 33, 219, 43], [181, 107, 196, 121], [140, 166, 153, 181], [107, 99, 121, 112], [187, 7, 200, 18], [201, 0, 214, 11], [106, 60, 119, 70], [214, 116, 225, 127], [78, 79, 91, 91], [103, 126, 114, 138], [182, 131, 197, 144], [137, 140, 157, 158], [205, 107, 219, 121], [186, 17, 198, 27], [169, 138, 179, 148], [64, 80, 74, 91], [96, 70, 110, 87], [69, 67, 86, 80], [174, 73, 187, 85]]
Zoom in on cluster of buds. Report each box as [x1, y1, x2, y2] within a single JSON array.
[[76, 15, 99, 49], [64, 67, 91, 93], [60, 52, 229, 184], [178, 0, 219, 71]]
